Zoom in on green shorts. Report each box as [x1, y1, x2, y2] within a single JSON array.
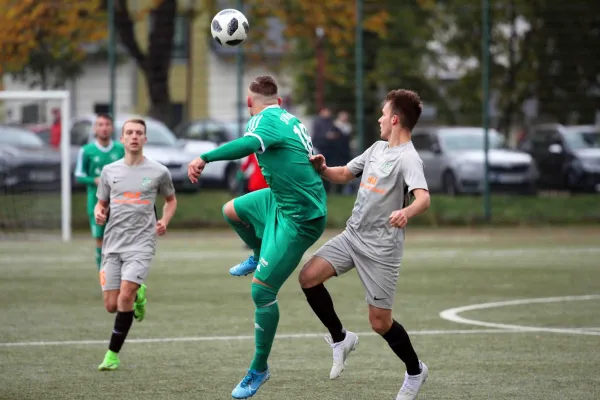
[[88, 214, 105, 239], [233, 188, 326, 290]]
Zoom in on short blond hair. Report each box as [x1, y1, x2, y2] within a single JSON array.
[[121, 118, 146, 135]]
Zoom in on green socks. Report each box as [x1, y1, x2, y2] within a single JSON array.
[[250, 283, 279, 372], [95, 247, 102, 271], [223, 214, 261, 260]]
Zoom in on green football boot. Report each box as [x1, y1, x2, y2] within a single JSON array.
[[134, 284, 147, 322], [98, 350, 120, 371]]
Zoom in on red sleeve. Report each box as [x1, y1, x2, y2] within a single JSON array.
[[50, 124, 61, 148]]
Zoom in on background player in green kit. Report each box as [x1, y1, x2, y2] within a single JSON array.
[[187, 76, 327, 399], [75, 114, 125, 271]]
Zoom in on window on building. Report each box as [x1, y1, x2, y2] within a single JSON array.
[[21, 104, 39, 124], [171, 103, 185, 127], [94, 104, 110, 114]]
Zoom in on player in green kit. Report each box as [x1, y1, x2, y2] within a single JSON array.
[[188, 76, 327, 399], [75, 114, 125, 271]]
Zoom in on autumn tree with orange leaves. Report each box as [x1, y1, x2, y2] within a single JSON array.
[[0, 0, 107, 89]]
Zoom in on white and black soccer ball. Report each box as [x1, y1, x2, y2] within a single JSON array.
[[210, 9, 249, 47]]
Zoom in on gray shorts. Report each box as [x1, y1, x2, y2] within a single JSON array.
[[100, 252, 153, 291], [314, 231, 400, 310]]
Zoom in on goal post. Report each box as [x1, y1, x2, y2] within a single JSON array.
[[0, 90, 72, 242]]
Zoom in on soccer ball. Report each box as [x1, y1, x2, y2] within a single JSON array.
[[210, 9, 249, 47]]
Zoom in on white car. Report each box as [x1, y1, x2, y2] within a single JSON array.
[[173, 119, 244, 191], [70, 114, 200, 192], [412, 126, 538, 195]]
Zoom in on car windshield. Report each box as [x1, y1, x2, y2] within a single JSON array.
[[0, 126, 46, 148], [116, 120, 177, 146], [563, 130, 600, 149], [438, 129, 505, 151]]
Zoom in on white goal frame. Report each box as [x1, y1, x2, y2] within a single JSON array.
[[0, 91, 72, 242]]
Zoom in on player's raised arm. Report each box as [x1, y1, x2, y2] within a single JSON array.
[[156, 170, 177, 236], [75, 147, 98, 186], [187, 136, 262, 183], [314, 143, 376, 184], [310, 154, 355, 184]]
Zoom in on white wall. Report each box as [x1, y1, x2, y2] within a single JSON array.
[[1, 59, 136, 124], [70, 60, 136, 118]]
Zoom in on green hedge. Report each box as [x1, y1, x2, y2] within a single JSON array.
[[1, 190, 599, 230]]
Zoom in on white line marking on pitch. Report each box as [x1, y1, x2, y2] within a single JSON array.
[[439, 295, 600, 336], [0, 329, 522, 348]]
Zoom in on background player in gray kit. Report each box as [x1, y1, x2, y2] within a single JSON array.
[[94, 118, 178, 371], [299, 89, 431, 400]]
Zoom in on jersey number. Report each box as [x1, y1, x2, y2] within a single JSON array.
[[293, 124, 314, 156]]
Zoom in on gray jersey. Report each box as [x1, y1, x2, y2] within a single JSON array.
[[97, 158, 175, 255], [345, 141, 428, 265]]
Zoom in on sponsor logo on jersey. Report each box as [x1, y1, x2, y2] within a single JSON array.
[[380, 161, 394, 174], [114, 191, 150, 205]]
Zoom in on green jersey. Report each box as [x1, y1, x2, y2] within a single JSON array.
[[75, 141, 125, 213], [244, 105, 327, 222]]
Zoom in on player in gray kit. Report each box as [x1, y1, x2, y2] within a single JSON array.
[[299, 90, 431, 400], [94, 118, 177, 371]]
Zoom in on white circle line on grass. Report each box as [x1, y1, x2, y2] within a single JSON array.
[[0, 328, 522, 348], [439, 295, 600, 335]]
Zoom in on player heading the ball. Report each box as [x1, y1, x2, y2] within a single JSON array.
[[188, 76, 327, 399]]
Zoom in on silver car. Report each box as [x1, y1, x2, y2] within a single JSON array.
[[71, 114, 199, 192], [412, 127, 538, 195]]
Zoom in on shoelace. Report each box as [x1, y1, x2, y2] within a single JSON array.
[[399, 375, 421, 394], [324, 335, 344, 365], [241, 371, 257, 388]]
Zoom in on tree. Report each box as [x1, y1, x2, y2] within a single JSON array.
[[0, 0, 107, 89], [113, 0, 176, 126], [427, 0, 600, 131], [246, 0, 440, 147], [532, 1, 600, 124]]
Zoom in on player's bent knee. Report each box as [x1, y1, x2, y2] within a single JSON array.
[[251, 282, 278, 308], [103, 297, 118, 313], [117, 282, 138, 304], [298, 256, 335, 288], [369, 308, 393, 335], [222, 201, 240, 222]]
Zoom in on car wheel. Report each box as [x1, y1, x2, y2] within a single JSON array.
[[224, 163, 239, 193], [564, 169, 578, 194], [522, 181, 538, 196], [442, 170, 459, 196]]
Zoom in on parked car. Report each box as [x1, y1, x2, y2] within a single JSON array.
[[173, 118, 244, 191], [70, 114, 199, 192], [0, 125, 62, 193], [519, 124, 600, 193], [412, 126, 538, 195], [23, 123, 81, 186]]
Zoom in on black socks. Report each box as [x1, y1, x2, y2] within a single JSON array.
[[302, 284, 346, 343], [108, 311, 134, 353], [382, 320, 421, 375]]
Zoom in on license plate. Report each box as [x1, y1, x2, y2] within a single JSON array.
[[497, 174, 524, 184], [29, 171, 56, 182]]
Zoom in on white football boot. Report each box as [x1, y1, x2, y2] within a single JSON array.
[[396, 361, 429, 400], [324, 330, 359, 379]]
